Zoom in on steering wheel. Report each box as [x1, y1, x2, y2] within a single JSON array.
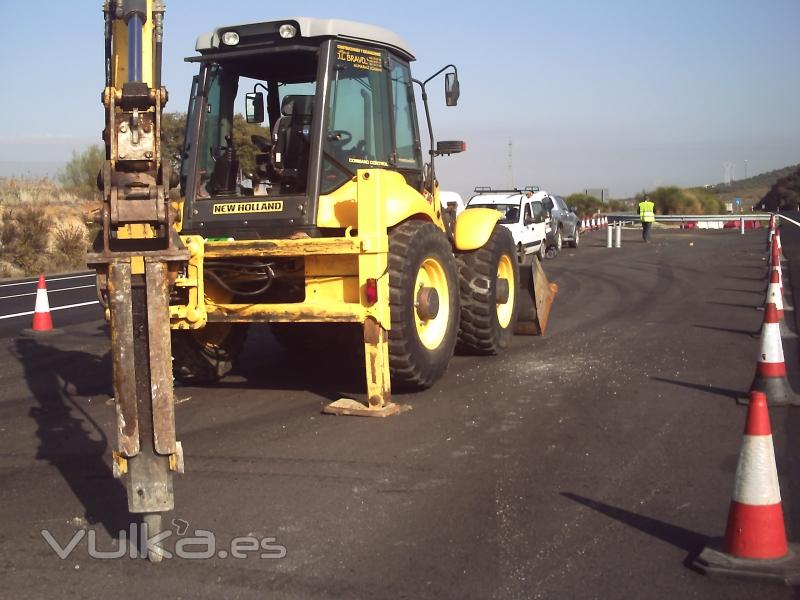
[[327, 130, 352, 146]]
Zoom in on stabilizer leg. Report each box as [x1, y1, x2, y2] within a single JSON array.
[[323, 318, 405, 417]]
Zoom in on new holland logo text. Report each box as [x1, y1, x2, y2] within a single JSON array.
[[212, 201, 283, 215]]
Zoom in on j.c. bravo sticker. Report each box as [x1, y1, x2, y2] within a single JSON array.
[[212, 201, 283, 215]]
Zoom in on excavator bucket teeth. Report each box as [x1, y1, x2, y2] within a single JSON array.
[[514, 256, 558, 336]]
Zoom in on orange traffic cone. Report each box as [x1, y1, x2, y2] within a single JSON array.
[[766, 269, 786, 321], [741, 303, 799, 406], [770, 247, 792, 310], [21, 275, 62, 336], [692, 391, 800, 584], [775, 229, 787, 264], [766, 214, 775, 251]]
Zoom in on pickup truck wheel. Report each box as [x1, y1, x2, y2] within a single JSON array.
[[388, 220, 460, 389], [172, 324, 248, 384], [457, 225, 520, 355]]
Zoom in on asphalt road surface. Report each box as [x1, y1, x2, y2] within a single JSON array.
[[1, 226, 799, 599]]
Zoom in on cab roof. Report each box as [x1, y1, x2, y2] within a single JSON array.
[[195, 17, 415, 62]]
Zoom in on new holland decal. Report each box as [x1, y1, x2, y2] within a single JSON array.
[[212, 201, 284, 215]]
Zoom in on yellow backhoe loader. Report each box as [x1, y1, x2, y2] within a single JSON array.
[[89, 1, 556, 561]]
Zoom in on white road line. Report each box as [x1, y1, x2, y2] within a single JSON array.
[[0, 273, 94, 289], [0, 301, 100, 321], [0, 284, 96, 301]]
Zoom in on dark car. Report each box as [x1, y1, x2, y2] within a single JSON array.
[[544, 194, 580, 257]]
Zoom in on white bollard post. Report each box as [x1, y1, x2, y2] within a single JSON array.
[[606, 222, 613, 248], [740, 217, 745, 235], [614, 222, 622, 248]]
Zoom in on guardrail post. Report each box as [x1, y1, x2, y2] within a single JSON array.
[[606, 222, 613, 248], [740, 217, 745, 235], [614, 222, 622, 248]]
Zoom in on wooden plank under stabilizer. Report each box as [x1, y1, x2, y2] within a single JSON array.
[[323, 398, 409, 418]]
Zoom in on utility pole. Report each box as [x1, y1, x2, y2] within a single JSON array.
[[744, 159, 748, 180]]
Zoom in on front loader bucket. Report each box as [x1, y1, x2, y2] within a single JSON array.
[[514, 256, 558, 335]]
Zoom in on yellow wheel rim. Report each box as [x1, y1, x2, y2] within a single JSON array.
[[497, 254, 514, 328], [414, 257, 450, 350]]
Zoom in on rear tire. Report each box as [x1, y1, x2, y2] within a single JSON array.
[[568, 226, 580, 248], [388, 220, 460, 390], [457, 225, 520, 355], [171, 324, 248, 384]]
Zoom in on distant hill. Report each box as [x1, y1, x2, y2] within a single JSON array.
[[706, 163, 800, 209], [754, 166, 800, 212]]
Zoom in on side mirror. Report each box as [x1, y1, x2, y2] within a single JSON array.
[[445, 72, 460, 106], [245, 92, 265, 124], [435, 140, 466, 156], [544, 197, 554, 211]]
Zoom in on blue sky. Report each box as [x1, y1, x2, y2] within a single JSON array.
[[1, 0, 798, 197]]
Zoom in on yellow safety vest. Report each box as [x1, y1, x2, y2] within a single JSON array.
[[639, 200, 655, 223]]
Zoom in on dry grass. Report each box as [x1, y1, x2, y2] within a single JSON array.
[[0, 177, 95, 277], [0, 176, 84, 206]]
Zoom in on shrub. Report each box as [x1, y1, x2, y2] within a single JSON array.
[[58, 145, 104, 201], [51, 223, 89, 272], [0, 206, 52, 275]]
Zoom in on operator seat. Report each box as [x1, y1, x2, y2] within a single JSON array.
[[271, 95, 314, 193]]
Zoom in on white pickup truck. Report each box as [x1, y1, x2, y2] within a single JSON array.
[[466, 187, 552, 263]]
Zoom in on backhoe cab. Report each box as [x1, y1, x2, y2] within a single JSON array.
[[178, 18, 463, 236]]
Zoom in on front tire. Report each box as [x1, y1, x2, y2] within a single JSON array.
[[171, 324, 248, 384], [457, 225, 520, 355], [388, 220, 460, 390]]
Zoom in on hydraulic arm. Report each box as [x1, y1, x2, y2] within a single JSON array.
[[88, 0, 185, 561]]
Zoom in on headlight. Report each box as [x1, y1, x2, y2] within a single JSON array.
[[279, 23, 297, 39], [221, 31, 240, 46]]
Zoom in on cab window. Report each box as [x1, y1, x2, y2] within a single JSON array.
[[321, 44, 393, 194], [389, 57, 422, 188]]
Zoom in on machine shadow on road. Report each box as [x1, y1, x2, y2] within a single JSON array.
[[193, 324, 370, 403], [13, 336, 129, 538]]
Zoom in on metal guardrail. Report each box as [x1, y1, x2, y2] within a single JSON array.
[[605, 213, 772, 223]]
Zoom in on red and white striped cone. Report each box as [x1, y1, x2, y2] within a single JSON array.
[[776, 229, 787, 264], [692, 391, 800, 584], [765, 268, 785, 320], [21, 275, 62, 336], [773, 262, 794, 313], [769, 236, 779, 270], [766, 214, 775, 251], [741, 303, 799, 406]]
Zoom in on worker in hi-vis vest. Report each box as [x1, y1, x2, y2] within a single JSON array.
[[638, 195, 655, 242]]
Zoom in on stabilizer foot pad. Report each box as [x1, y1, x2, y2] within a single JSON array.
[[691, 539, 800, 585], [322, 398, 410, 418]]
